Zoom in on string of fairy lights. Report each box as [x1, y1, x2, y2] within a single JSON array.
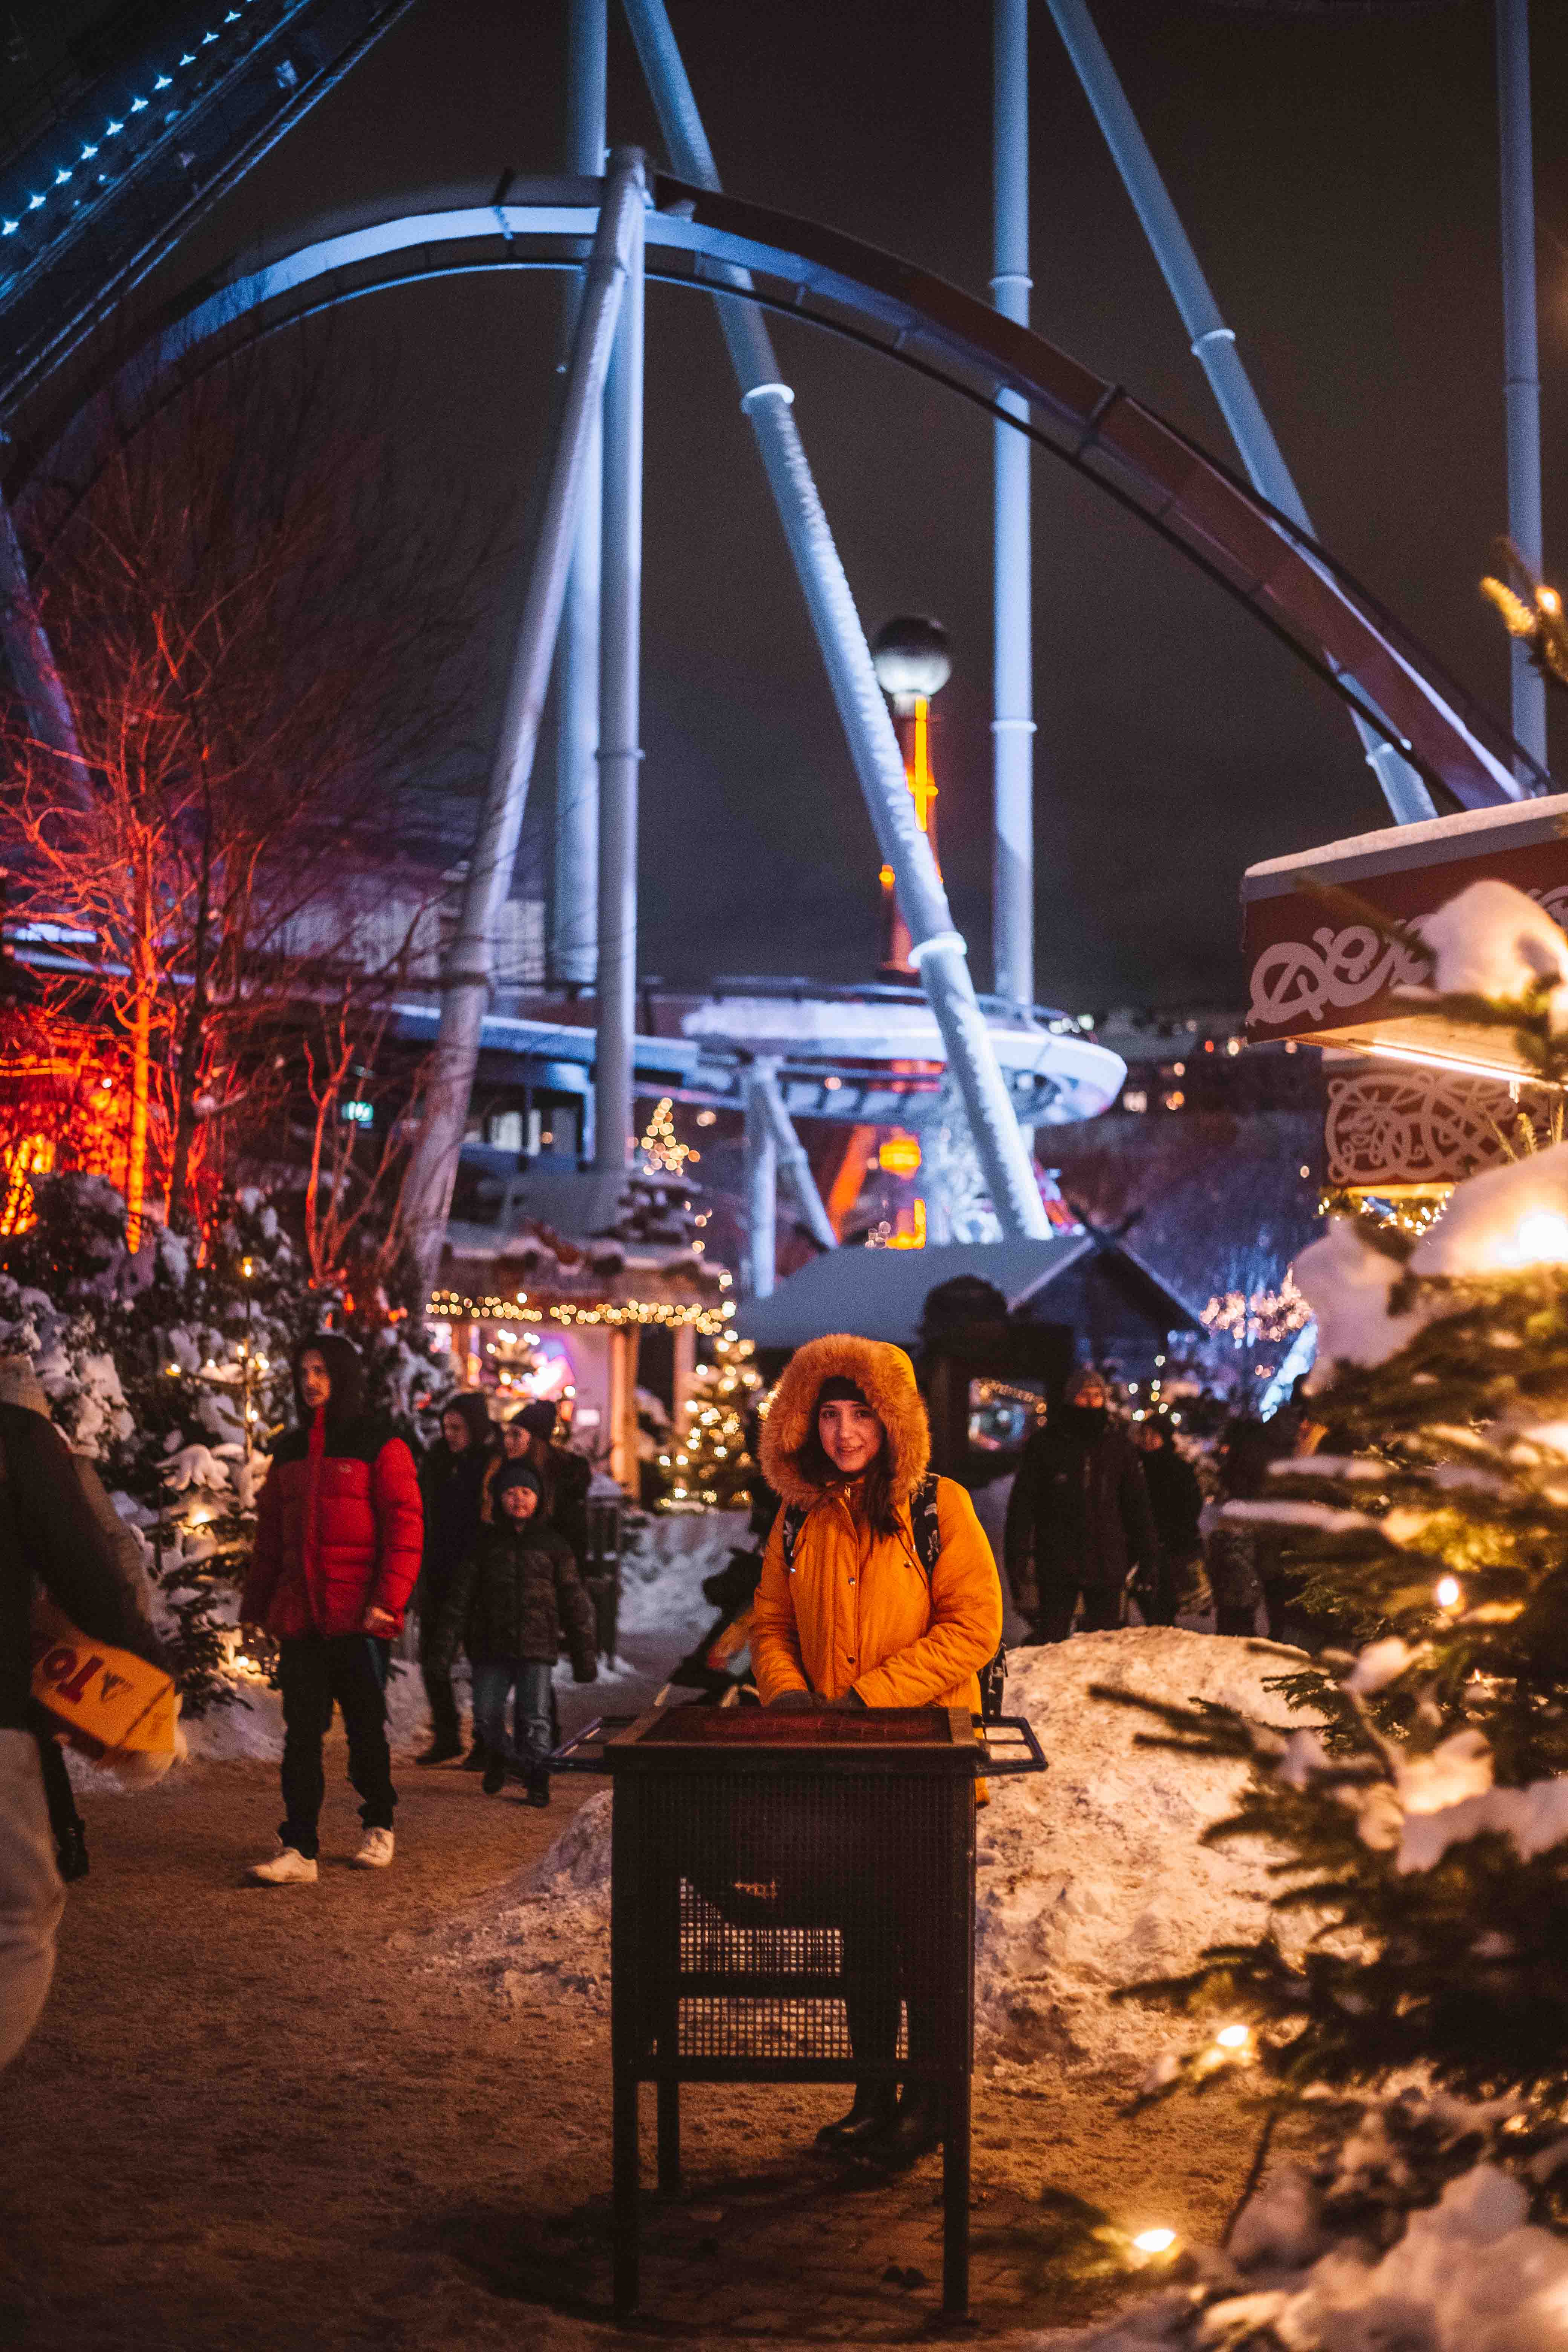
[[427, 1287, 735, 1335]]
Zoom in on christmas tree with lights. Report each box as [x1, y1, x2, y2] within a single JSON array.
[[1117, 878, 1568, 2246], [656, 1333, 764, 1511]]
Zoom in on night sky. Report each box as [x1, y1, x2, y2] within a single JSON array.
[[27, 0, 1568, 1010]]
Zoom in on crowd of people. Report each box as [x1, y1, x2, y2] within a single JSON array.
[[4, 1326, 1306, 2098]]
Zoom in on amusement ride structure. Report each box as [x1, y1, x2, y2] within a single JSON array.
[[0, 0, 1552, 1310]]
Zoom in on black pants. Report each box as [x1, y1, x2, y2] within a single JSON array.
[[418, 1566, 462, 1749], [1034, 1581, 1121, 1643], [278, 1634, 395, 1860]]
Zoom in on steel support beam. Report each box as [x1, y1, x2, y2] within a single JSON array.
[[401, 150, 645, 1294], [551, 0, 609, 982], [622, 0, 1047, 1238], [594, 153, 646, 1176], [992, 0, 1035, 1014], [1497, 0, 1548, 777], [744, 1062, 780, 1300], [1044, 0, 1439, 826], [0, 489, 86, 796], [757, 1070, 838, 1254]]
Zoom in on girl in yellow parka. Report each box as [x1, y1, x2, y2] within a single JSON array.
[[751, 1334, 1003, 2169]]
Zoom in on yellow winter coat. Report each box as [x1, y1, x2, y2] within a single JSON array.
[[752, 1335, 1002, 1716]]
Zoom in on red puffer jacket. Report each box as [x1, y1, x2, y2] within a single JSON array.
[[242, 1412, 423, 1640]]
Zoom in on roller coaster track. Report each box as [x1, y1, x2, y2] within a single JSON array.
[[8, 172, 1540, 814]]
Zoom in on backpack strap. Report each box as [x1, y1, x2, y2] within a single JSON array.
[[908, 1473, 943, 1581], [780, 1502, 809, 1573]]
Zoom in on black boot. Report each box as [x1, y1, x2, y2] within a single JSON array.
[[481, 1756, 507, 1796], [525, 1767, 551, 1809], [815, 2083, 898, 2155], [461, 1739, 489, 1773], [854, 2084, 943, 2171], [415, 1738, 463, 1766]]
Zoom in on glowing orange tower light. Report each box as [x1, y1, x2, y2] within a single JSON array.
[[870, 615, 951, 980]]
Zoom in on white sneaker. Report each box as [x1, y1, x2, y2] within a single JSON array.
[[350, 1827, 395, 1870], [247, 1842, 318, 1885]]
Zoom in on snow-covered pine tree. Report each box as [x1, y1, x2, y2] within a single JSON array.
[[0, 1174, 452, 1711], [655, 1334, 765, 1511], [1110, 880, 1568, 2249]]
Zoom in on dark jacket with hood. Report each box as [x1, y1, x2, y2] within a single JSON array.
[[1004, 1403, 1156, 1611], [430, 1508, 598, 1677], [242, 1336, 423, 1642], [0, 1403, 163, 1732], [418, 1392, 496, 1594]]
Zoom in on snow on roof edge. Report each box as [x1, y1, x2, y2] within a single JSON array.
[[1241, 793, 1568, 903]]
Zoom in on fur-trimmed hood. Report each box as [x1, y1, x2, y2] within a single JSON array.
[[760, 1334, 930, 1510]]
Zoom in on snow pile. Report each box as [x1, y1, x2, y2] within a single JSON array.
[[617, 1506, 747, 1649], [1410, 1139, 1568, 1277], [1292, 1218, 1430, 1390], [975, 1631, 1295, 2073], [1191, 2161, 1568, 2352], [429, 1627, 1298, 2077], [1408, 877, 1568, 1028]]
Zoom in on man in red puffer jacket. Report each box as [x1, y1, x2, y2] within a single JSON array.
[[240, 1335, 422, 1883]]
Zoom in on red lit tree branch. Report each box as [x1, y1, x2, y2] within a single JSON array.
[[2, 331, 493, 1243]]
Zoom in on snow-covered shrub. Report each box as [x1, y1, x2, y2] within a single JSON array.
[[0, 1176, 331, 1710]]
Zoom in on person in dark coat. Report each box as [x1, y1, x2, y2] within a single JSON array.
[[415, 1390, 496, 1765], [429, 1460, 597, 1803], [2, 1400, 166, 2068], [1129, 1418, 1204, 1626], [508, 1398, 592, 1570], [241, 1335, 423, 1880], [1004, 1366, 1157, 1641]]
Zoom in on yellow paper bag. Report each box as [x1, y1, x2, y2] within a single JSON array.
[[30, 1594, 180, 1776]]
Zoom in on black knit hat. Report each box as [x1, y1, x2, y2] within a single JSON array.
[[441, 1391, 495, 1450], [516, 1398, 558, 1439], [495, 1459, 543, 1506], [814, 1375, 871, 1410]]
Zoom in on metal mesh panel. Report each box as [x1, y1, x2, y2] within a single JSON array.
[[626, 1769, 957, 2069]]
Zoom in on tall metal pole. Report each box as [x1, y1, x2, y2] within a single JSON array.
[[1044, 0, 1440, 827], [1497, 0, 1548, 778], [992, 0, 1035, 1012], [0, 491, 87, 795], [758, 1070, 838, 1253], [594, 151, 645, 1176], [551, 0, 609, 983], [622, 0, 1048, 1239], [744, 1062, 779, 1299], [401, 153, 645, 1294]]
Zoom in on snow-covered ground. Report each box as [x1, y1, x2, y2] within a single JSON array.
[[425, 1625, 1298, 2081]]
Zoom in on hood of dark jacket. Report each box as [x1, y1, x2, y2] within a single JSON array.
[[291, 1333, 364, 1427], [440, 1391, 496, 1454]]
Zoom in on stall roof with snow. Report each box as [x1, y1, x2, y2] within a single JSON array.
[[734, 1237, 1200, 1356], [1242, 792, 1568, 1075]]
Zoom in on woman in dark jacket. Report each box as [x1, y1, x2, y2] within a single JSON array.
[[415, 1391, 496, 1766], [1130, 1418, 1204, 1626], [429, 1460, 597, 1803]]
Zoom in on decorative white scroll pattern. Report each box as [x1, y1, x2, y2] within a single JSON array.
[[1253, 889, 1568, 1036], [1249, 925, 1425, 1031], [1325, 1070, 1552, 1188]]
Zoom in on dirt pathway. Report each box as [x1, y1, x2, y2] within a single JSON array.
[[0, 1743, 1266, 2350]]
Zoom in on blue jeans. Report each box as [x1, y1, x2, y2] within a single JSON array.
[[471, 1658, 553, 1769]]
